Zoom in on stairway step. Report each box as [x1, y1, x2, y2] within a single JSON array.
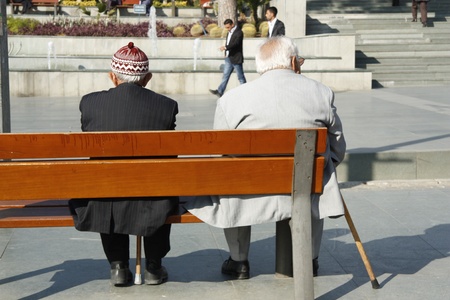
[[374, 72, 450, 79], [375, 79, 450, 87], [357, 57, 450, 66], [357, 44, 450, 52], [306, 1, 450, 87]]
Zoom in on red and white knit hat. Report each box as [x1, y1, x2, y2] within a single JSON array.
[[111, 42, 149, 76]]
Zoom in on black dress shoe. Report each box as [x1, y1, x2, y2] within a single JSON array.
[[221, 257, 250, 279], [110, 261, 132, 286], [145, 262, 168, 285], [209, 89, 222, 97], [313, 257, 319, 277]]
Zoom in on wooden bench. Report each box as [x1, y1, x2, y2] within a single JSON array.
[[115, 0, 140, 10], [0, 129, 327, 298], [200, 0, 214, 17], [10, 0, 60, 16]]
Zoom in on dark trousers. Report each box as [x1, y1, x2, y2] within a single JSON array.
[[100, 224, 172, 266], [13, 0, 32, 13]]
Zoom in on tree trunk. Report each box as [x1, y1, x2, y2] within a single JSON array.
[[218, 0, 237, 26]]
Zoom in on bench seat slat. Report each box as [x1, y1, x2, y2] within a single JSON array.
[[0, 199, 69, 208], [0, 207, 201, 228]]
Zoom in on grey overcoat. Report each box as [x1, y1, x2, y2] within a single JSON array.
[[185, 69, 346, 228]]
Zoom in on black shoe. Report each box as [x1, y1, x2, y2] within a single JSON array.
[[221, 257, 250, 279], [110, 261, 132, 286], [422, 22, 428, 27], [145, 264, 168, 285], [209, 89, 222, 97], [313, 258, 319, 277]]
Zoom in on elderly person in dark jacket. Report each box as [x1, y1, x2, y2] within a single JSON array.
[[69, 42, 179, 287]]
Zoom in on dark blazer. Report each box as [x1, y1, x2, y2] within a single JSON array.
[[270, 19, 285, 37], [69, 83, 179, 237], [226, 26, 244, 65]]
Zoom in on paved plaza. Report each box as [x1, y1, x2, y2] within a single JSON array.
[[1, 85, 450, 299]]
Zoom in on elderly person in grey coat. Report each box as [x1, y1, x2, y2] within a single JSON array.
[[185, 36, 346, 279]]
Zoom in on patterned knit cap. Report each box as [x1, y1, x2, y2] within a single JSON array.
[[111, 42, 149, 76]]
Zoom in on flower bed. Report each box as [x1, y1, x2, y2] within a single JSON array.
[[7, 17, 218, 37], [60, 0, 190, 8]]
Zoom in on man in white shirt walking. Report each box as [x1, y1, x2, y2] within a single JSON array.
[[209, 19, 246, 97]]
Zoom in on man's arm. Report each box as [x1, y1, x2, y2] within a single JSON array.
[[327, 93, 346, 166], [278, 20, 286, 35]]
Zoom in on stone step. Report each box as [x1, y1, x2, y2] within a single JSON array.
[[356, 43, 450, 53], [375, 79, 450, 88], [374, 72, 450, 81], [306, 0, 449, 14], [305, 1, 450, 87], [8, 68, 372, 97], [358, 33, 425, 39], [7, 55, 342, 72], [357, 38, 431, 45], [358, 64, 450, 72], [356, 57, 450, 67]]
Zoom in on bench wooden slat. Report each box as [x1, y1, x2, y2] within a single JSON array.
[[0, 199, 69, 208], [0, 156, 325, 200], [0, 129, 327, 159], [10, 0, 59, 15], [0, 207, 202, 228], [0, 207, 74, 227]]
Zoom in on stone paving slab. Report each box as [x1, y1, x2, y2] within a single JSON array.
[[1, 86, 450, 299], [0, 180, 449, 299]]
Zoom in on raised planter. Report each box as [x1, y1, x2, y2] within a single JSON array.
[[7, 35, 372, 96]]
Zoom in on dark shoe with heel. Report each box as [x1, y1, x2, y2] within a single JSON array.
[[209, 89, 222, 97], [145, 261, 168, 285], [221, 257, 250, 279], [313, 257, 319, 277], [110, 261, 132, 286]]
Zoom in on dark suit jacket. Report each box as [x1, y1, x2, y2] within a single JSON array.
[[69, 83, 179, 237], [270, 19, 285, 37], [226, 26, 244, 65]]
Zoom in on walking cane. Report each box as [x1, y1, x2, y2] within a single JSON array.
[[134, 235, 142, 285], [341, 192, 380, 289]]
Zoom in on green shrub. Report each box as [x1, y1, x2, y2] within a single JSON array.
[[173, 26, 186, 37], [190, 24, 204, 37], [205, 23, 217, 33], [209, 26, 222, 38], [242, 24, 256, 38], [7, 17, 40, 34]]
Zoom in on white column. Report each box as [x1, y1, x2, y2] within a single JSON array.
[[270, 0, 306, 37]]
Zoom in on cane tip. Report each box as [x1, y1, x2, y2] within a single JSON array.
[[371, 279, 380, 289], [134, 274, 142, 285]]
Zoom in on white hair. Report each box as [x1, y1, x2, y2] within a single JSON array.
[[255, 36, 299, 75], [113, 71, 147, 84]]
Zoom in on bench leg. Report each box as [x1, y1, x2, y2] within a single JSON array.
[[275, 219, 293, 277], [341, 194, 380, 289], [290, 130, 317, 299]]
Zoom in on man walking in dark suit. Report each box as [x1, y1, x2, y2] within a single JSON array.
[[265, 6, 285, 37], [69, 42, 179, 287], [209, 19, 246, 97]]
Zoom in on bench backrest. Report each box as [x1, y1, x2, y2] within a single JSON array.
[[120, 0, 140, 6], [31, 0, 58, 4], [0, 129, 327, 201]]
